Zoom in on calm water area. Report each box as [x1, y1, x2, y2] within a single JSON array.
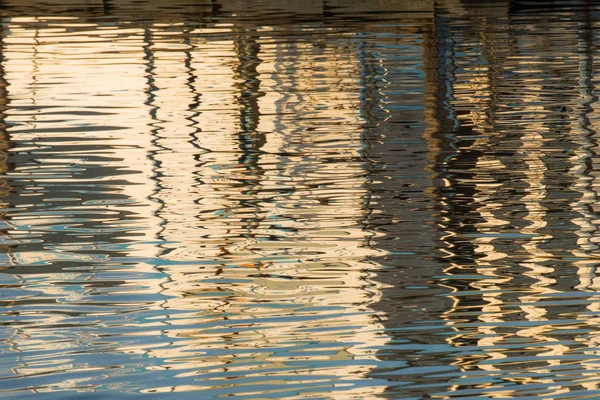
[[3, 0, 600, 398]]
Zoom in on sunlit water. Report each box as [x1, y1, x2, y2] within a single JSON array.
[[2, 1, 600, 398]]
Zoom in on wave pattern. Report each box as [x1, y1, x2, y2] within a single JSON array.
[[1, 1, 600, 399]]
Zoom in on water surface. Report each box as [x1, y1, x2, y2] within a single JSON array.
[[2, 0, 600, 398]]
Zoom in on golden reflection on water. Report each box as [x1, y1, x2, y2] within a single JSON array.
[[0, 11, 397, 399], [4, 1, 600, 399]]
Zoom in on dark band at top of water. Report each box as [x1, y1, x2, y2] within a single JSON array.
[[0, 1, 600, 399]]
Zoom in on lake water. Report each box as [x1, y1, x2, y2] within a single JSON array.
[[2, 0, 600, 398]]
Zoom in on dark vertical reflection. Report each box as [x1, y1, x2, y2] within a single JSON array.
[[366, 6, 467, 397], [364, 13, 451, 332], [233, 27, 265, 263], [0, 24, 12, 259]]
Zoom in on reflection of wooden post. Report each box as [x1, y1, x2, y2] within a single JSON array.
[[423, 7, 482, 375], [0, 22, 13, 257], [183, 27, 202, 152], [232, 28, 264, 259], [356, 36, 379, 252], [0, 28, 9, 181], [142, 26, 167, 256], [422, 9, 457, 193], [429, 3, 512, 389], [233, 28, 265, 169], [364, 16, 456, 387], [422, 16, 442, 167], [573, 3, 600, 391], [571, 0, 599, 261]]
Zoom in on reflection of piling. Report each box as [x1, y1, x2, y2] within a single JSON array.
[[233, 26, 265, 261], [0, 24, 12, 257], [363, 14, 453, 394]]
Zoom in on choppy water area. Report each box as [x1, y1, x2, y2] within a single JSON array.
[[4, 0, 600, 398]]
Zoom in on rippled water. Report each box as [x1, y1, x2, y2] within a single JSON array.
[[4, 0, 600, 398]]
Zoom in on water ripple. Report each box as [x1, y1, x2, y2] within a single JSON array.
[[2, 1, 600, 399]]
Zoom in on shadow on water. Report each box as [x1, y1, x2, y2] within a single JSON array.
[[2, 0, 600, 398]]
